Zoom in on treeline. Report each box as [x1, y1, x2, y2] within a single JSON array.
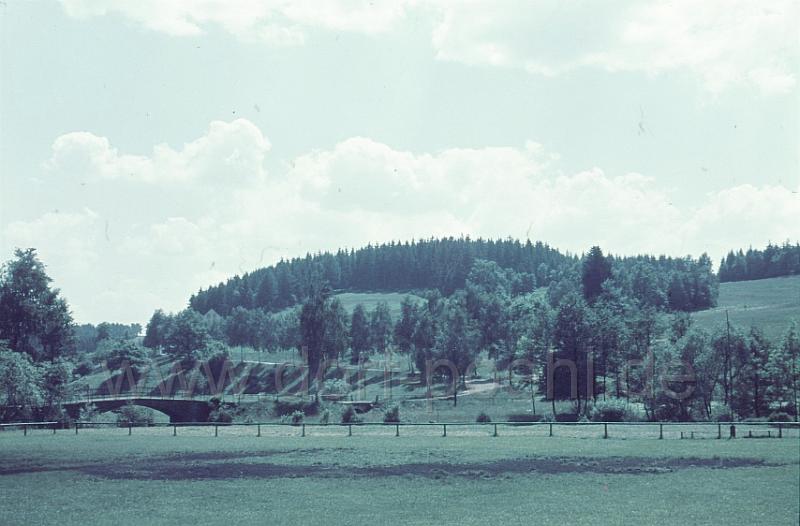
[[74, 322, 142, 356], [188, 237, 718, 316], [718, 242, 800, 283], [143, 253, 796, 420]]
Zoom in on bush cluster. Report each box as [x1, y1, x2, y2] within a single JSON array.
[[383, 404, 400, 423], [341, 405, 362, 424], [589, 398, 634, 422], [506, 413, 543, 424]]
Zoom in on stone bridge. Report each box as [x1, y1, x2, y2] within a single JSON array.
[[63, 395, 218, 423]]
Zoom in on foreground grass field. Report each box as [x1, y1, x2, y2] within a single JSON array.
[[1, 429, 797, 525]]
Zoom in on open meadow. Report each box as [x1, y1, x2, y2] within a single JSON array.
[[1, 426, 798, 525]]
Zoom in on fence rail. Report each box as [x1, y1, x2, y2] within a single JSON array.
[[4, 420, 798, 440]]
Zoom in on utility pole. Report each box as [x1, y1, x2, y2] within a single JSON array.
[[725, 309, 732, 406]]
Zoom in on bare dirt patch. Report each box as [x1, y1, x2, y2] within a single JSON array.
[[46, 452, 777, 481]]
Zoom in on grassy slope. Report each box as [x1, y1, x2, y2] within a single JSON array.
[[0, 431, 797, 525], [334, 291, 426, 319], [691, 275, 800, 339]]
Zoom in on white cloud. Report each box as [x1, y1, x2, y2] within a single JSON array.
[[59, 0, 412, 43], [45, 119, 270, 184], [59, 1, 798, 95], [6, 118, 798, 323], [431, 0, 799, 95]]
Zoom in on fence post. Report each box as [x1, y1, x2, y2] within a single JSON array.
[[215, 425, 218, 437], [348, 424, 352, 437], [23, 425, 27, 437], [778, 424, 782, 439], [717, 423, 721, 439], [257, 424, 261, 437], [659, 424, 663, 439], [395, 424, 399, 437], [301, 424, 305, 437], [53, 423, 56, 435], [75, 422, 79, 435], [549, 423, 553, 437], [173, 425, 177, 436], [493, 423, 498, 437], [128, 423, 132, 436], [442, 424, 447, 437], [603, 423, 608, 439]]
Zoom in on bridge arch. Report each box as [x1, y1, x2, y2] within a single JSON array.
[[64, 397, 212, 423]]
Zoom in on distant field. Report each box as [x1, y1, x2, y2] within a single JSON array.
[[692, 275, 800, 339], [334, 291, 426, 319], [0, 430, 797, 525]]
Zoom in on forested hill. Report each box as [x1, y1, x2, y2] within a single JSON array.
[[190, 238, 573, 315], [188, 237, 718, 316]]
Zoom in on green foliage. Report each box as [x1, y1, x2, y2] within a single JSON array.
[[0, 346, 43, 421], [340, 405, 362, 424], [116, 404, 154, 427], [719, 242, 800, 282], [506, 413, 543, 423], [394, 296, 419, 355], [319, 409, 331, 425], [383, 404, 400, 423], [767, 411, 793, 423], [163, 309, 213, 365], [189, 237, 574, 315], [369, 302, 393, 354], [100, 340, 151, 373], [589, 398, 634, 422], [582, 246, 612, 303], [323, 298, 349, 362], [710, 404, 733, 422], [349, 304, 370, 364], [476, 412, 491, 423], [281, 410, 304, 426], [273, 399, 319, 417], [0, 248, 74, 361], [323, 378, 350, 396]]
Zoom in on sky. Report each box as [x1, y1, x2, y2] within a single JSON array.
[[1, 0, 798, 325]]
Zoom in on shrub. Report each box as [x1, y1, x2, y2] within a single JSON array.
[[73, 360, 93, 377], [383, 404, 400, 423], [341, 405, 362, 424], [116, 405, 154, 427], [710, 404, 733, 422], [319, 409, 331, 425], [767, 411, 793, 423], [554, 413, 579, 422], [476, 412, 492, 423], [589, 398, 631, 422], [280, 410, 304, 426], [209, 408, 233, 424], [323, 379, 350, 396], [274, 399, 319, 417], [507, 413, 543, 424]]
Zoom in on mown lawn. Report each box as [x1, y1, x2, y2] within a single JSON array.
[[1, 430, 797, 525]]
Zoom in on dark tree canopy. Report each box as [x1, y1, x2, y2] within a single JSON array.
[[0, 248, 74, 361], [581, 246, 612, 303], [718, 242, 800, 282]]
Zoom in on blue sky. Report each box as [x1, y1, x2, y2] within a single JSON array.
[[1, 1, 798, 324]]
